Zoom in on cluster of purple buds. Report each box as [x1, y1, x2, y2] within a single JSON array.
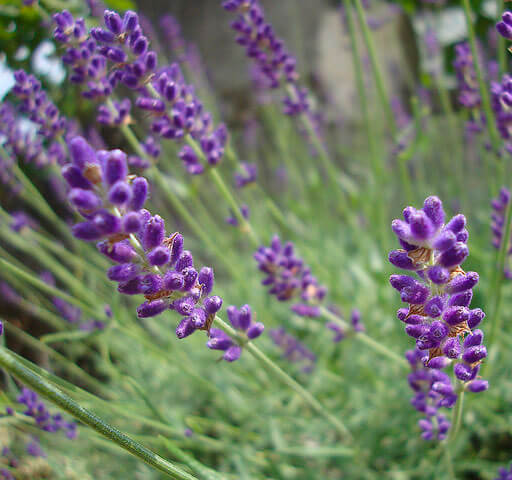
[[389, 196, 489, 411], [326, 309, 364, 343], [496, 11, 512, 45], [494, 463, 512, 480], [11, 71, 68, 140], [89, 10, 157, 90], [225, 205, 250, 227], [207, 304, 264, 362], [25, 438, 46, 458], [53, 10, 112, 99], [0, 102, 65, 168], [269, 327, 316, 373], [453, 42, 481, 110], [234, 162, 257, 188], [254, 235, 327, 315], [406, 348, 452, 440], [15, 388, 77, 439], [62, 136, 228, 342], [222, 0, 309, 116], [491, 74, 512, 142], [491, 187, 512, 279], [9, 211, 38, 233], [97, 98, 132, 126], [138, 63, 228, 173]]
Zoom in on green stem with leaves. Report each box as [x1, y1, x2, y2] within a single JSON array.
[[353, 0, 396, 135], [213, 316, 353, 440], [0, 346, 198, 480]]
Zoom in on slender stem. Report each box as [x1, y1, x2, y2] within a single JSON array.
[[441, 384, 465, 479], [0, 258, 108, 322], [208, 166, 260, 247], [342, 0, 382, 180], [319, 306, 408, 368], [462, 0, 501, 150], [3, 321, 113, 398], [149, 169, 241, 277], [0, 347, 198, 480], [447, 388, 465, 444], [213, 316, 353, 440], [353, 0, 396, 135]]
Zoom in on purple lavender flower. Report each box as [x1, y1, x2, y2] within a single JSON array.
[[206, 304, 264, 362], [270, 327, 316, 373], [453, 42, 481, 110], [491, 75, 512, 142], [491, 187, 512, 279], [406, 348, 452, 441], [234, 162, 257, 188], [494, 463, 512, 480], [225, 204, 250, 227], [390, 196, 488, 438], [496, 11, 512, 42], [254, 235, 327, 313], [222, 0, 310, 116], [0, 469, 14, 480], [26, 438, 46, 458], [10, 211, 38, 233], [17, 388, 77, 439]]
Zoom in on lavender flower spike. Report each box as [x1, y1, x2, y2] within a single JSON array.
[[491, 188, 512, 279], [390, 196, 488, 440]]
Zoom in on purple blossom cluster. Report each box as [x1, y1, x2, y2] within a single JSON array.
[[389, 196, 488, 438], [406, 348, 452, 440], [491, 188, 512, 279], [15, 388, 77, 439], [496, 11, 512, 42], [269, 327, 316, 373], [0, 101, 65, 169], [60, 136, 223, 335], [225, 205, 250, 227], [234, 162, 257, 188], [11, 71, 68, 141], [139, 64, 228, 173], [52, 11, 161, 168], [55, 7, 225, 174], [494, 463, 512, 480], [254, 235, 326, 316], [207, 304, 264, 362], [9, 211, 38, 233], [326, 309, 365, 342], [222, 0, 310, 116], [491, 74, 512, 142], [453, 42, 481, 110]]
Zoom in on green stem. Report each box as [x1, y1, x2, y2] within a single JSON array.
[[0, 258, 107, 322], [214, 316, 353, 440], [353, 0, 396, 135], [207, 166, 260, 247], [462, 0, 501, 151], [447, 388, 465, 444], [3, 321, 113, 398], [0, 347, 198, 480], [319, 307, 408, 368]]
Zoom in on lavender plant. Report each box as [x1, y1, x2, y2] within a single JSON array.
[[0, 1, 511, 478]]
